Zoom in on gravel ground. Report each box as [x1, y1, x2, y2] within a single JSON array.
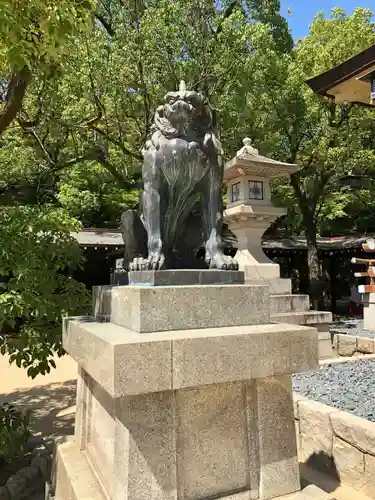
[[293, 359, 375, 422], [330, 318, 375, 339]]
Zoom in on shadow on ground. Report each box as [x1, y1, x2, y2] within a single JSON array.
[[300, 451, 341, 495], [0, 379, 77, 445]]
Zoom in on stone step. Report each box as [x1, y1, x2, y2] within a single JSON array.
[[271, 311, 333, 360], [54, 439, 106, 500], [270, 294, 310, 314], [246, 278, 292, 294], [277, 485, 335, 499], [272, 311, 332, 326]]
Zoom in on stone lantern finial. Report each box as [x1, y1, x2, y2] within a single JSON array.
[[237, 137, 259, 157]]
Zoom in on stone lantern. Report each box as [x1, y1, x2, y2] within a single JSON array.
[[224, 138, 299, 281]]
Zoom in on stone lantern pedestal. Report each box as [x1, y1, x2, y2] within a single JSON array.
[[225, 205, 285, 280]]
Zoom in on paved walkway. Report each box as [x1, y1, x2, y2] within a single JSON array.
[[0, 354, 78, 443], [0, 354, 78, 498]]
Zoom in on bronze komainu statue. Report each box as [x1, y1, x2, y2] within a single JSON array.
[[120, 82, 238, 271]]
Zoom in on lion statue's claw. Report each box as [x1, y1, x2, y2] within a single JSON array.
[[205, 253, 238, 271], [129, 253, 165, 272]]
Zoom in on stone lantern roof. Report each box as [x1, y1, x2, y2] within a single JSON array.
[[224, 138, 299, 181]]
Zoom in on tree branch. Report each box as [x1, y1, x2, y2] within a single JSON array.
[[18, 80, 46, 128], [95, 153, 139, 190], [18, 118, 95, 174], [54, 153, 94, 171], [17, 118, 56, 166], [90, 124, 142, 161], [137, 58, 152, 144], [94, 12, 115, 36], [215, 0, 239, 37]]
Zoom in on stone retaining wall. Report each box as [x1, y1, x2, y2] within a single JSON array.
[[333, 332, 375, 357], [294, 393, 375, 498], [0, 438, 51, 500]]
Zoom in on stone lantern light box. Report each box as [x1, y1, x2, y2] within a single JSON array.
[[224, 138, 299, 280]]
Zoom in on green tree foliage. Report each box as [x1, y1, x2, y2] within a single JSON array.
[[57, 163, 139, 227], [5, 0, 291, 222], [0, 206, 90, 377], [0, 0, 93, 135], [0, 403, 31, 459], [246, 0, 293, 52], [0, 0, 291, 376], [2, 1, 375, 346], [243, 7, 375, 306], [0, 2, 97, 376]]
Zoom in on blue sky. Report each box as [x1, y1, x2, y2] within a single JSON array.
[[280, 1, 374, 40]]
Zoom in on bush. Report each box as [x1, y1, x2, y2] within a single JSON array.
[[0, 403, 31, 459], [0, 206, 91, 377]]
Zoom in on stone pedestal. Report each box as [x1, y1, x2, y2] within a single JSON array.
[[53, 280, 319, 500], [363, 293, 375, 331], [224, 206, 284, 280]]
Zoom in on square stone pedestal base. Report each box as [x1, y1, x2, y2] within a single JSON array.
[[52, 313, 318, 500], [56, 371, 300, 500], [53, 283, 319, 500], [53, 442, 333, 500]]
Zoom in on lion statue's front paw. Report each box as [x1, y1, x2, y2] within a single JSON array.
[[129, 253, 165, 271], [205, 252, 238, 271]]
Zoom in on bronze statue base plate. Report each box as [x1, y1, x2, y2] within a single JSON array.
[[112, 269, 245, 286]]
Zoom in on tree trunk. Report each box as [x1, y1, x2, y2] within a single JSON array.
[[305, 221, 324, 310], [290, 173, 324, 311], [0, 67, 31, 136]]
